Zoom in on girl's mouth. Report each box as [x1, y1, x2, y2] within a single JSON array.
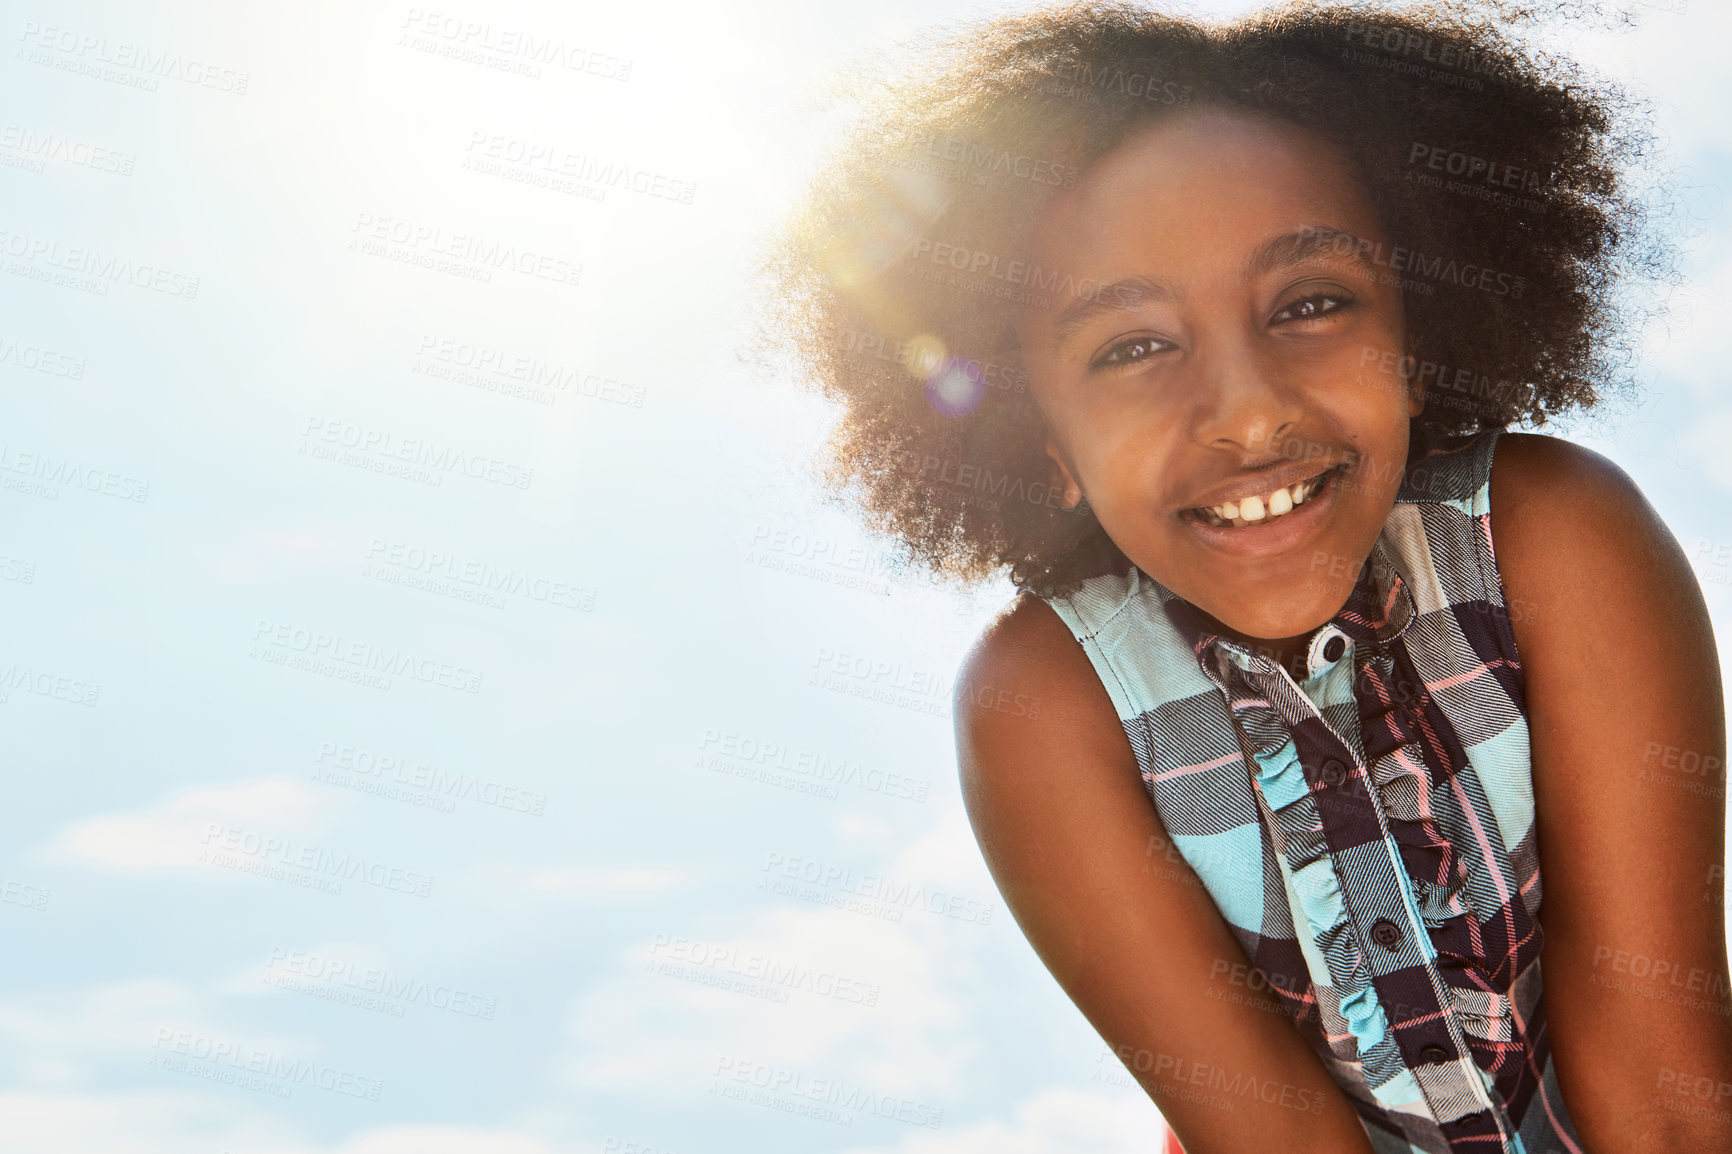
[[1183, 463, 1346, 529]]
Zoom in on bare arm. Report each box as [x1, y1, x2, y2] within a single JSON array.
[[1493, 432, 1732, 1151], [954, 594, 1375, 1154]]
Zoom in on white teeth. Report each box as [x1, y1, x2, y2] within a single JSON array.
[[1196, 468, 1329, 527]]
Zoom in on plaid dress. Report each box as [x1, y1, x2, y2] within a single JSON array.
[[1037, 430, 1582, 1153]]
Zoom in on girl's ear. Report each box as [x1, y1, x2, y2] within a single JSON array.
[[1044, 436, 1083, 510]]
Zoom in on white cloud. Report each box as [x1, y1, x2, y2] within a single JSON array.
[[212, 940, 390, 1000], [836, 1086, 1166, 1154], [261, 1126, 579, 1154], [559, 804, 1009, 1103], [0, 981, 205, 1087], [562, 901, 975, 1104], [36, 779, 337, 873], [0, 1093, 586, 1154], [469, 863, 695, 900], [0, 1091, 289, 1154], [213, 529, 354, 583], [0, 983, 590, 1154]]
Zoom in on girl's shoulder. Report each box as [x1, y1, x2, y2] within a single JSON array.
[[1488, 431, 1644, 549], [1488, 431, 1680, 657], [953, 589, 1135, 787]]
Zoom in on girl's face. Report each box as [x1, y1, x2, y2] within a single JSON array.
[[1019, 106, 1422, 652]]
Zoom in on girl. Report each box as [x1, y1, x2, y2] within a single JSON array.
[[764, 3, 1732, 1150]]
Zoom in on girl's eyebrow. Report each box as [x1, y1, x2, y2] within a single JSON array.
[[1051, 275, 1177, 344], [1049, 227, 1378, 346], [1244, 227, 1379, 280]]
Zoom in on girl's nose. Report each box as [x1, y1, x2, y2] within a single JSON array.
[[1190, 343, 1305, 455]]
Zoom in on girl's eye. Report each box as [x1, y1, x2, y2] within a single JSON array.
[[1271, 292, 1351, 324], [1092, 335, 1172, 370]]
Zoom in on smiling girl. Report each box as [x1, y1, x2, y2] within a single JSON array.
[[765, 3, 1732, 1151]]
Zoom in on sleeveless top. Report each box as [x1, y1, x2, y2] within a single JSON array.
[[1037, 430, 1583, 1154]]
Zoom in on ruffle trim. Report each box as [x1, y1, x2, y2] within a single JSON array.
[[1357, 653, 1515, 1048], [1250, 738, 1414, 1107], [1250, 730, 1514, 1102]]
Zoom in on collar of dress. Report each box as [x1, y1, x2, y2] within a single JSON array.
[[1147, 534, 1419, 683]]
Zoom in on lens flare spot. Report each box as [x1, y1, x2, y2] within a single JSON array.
[[925, 356, 986, 417], [904, 333, 946, 378]]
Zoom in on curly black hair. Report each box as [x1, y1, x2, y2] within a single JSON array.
[[760, 0, 1671, 597]]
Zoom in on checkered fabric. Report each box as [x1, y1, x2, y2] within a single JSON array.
[[1038, 430, 1583, 1153]]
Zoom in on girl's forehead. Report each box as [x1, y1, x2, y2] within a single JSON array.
[[1031, 107, 1373, 256]]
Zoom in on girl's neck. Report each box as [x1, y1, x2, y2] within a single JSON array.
[[1203, 614, 1319, 681]]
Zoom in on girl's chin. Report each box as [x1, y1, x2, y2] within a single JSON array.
[[1127, 539, 1366, 641]]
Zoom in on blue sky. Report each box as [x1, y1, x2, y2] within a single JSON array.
[[0, 0, 1726, 1151]]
